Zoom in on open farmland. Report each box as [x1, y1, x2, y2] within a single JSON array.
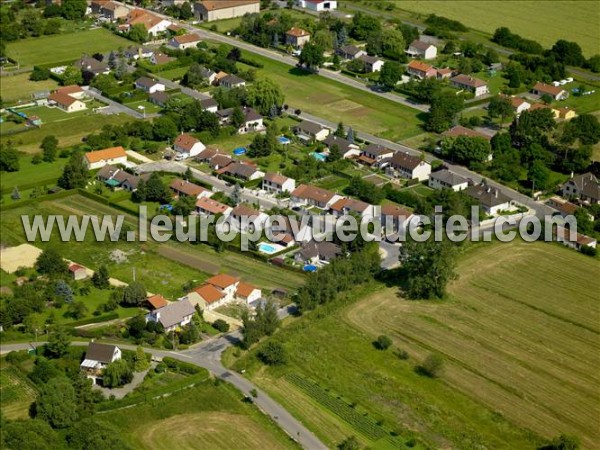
[[385, 1, 598, 56], [5, 29, 131, 67], [237, 51, 424, 142], [346, 241, 600, 448], [103, 380, 299, 450]]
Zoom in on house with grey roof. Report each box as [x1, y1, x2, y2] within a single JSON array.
[[337, 45, 366, 60], [295, 241, 342, 265], [80, 342, 122, 383], [561, 172, 600, 204], [465, 182, 513, 215], [428, 169, 469, 192], [323, 135, 360, 159], [294, 120, 330, 142], [147, 298, 195, 332]]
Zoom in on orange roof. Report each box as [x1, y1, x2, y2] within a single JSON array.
[[215, 71, 229, 80], [286, 27, 310, 37], [147, 294, 168, 310], [206, 273, 239, 289], [174, 133, 201, 151], [128, 9, 163, 30], [196, 197, 230, 215], [194, 284, 224, 304], [407, 60, 434, 73], [56, 85, 84, 95], [174, 34, 201, 44], [236, 282, 257, 298], [84, 146, 127, 164], [381, 204, 412, 218], [533, 82, 565, 97], [69, 263, 85, 272], [48, 91, 79, 107]]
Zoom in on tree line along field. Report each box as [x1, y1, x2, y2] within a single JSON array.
[[5, 28, 131, 67], [380, 0, 599, 57], [230, 240, 599, 449]]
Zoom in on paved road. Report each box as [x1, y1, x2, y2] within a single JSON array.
[[0, 306, 327, 450]]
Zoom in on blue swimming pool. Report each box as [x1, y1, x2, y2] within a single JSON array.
[[259, 243, 277, 253], [278, 136, 291, 144], [303, 265, 318, 272], [310, 152, 327, 162], [233, 147, 247, 156]]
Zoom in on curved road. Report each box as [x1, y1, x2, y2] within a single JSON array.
[[0, 321, 327, 450]]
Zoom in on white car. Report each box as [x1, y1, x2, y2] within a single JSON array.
[[566, 77, 574, 83], [559, 80, 568, 85], [174, 154, 185, 161]]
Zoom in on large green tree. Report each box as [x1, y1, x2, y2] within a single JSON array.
[[247, 78, 285, 116], [36, 376, 79, 428], [426, 92, 464, 133], [35, 248, 68, 276], [102, 359, 133, 388], [58, 152, 89, 189]]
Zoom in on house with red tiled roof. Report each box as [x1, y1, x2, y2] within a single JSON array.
[[147, 294, 168, 311], [230, 204, 269, 232], [235, 282, 261, 305], [55, 85, 85, 99], [126, 9, 171, 36], [407, 60, 436, 79], [173, 133, 206, 157], [206, 273, 240, 300], [168, 33, 202, 50], [169, 178, 212, 199], [48, 91, 86, 113], [380, 204, 415, 237], [532, 82, 569, 100], [187, 283, 227, 310], [68, 264, 87, 281], [291, 184, 343, 209], [286, 27, 311, 48], [195, 197, 232, 217], [329, 197, 376, 218]]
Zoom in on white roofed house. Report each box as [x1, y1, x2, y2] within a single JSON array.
[[263, 173, 296, 194], [80, 342, 122, 383], [323, 135, 360, 159], [387, 152, 431, 181], [428, 169, 469, 192], [173, 133, 206, 157], [146, 298, 195, 332], [406, 40, 437, 60], [298, 0, 337, 12]]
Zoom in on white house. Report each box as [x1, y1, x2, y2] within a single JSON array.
[[168, 34, 201, 50], [169, 178, 212, 199], [358, 54, 384, 73], [387, 152, 431, 181], [504, 95, 531, 116], [360, 144, 394, 166], [229, 205, 268, 232], [298, 0, 337, 12], [329, 198, 376, 219], [146, 298, 195, 332], [196, 197, 232, 217], [235, 282, 262, 305], [135, 77, 165, 94], [465, 183, 513, 215], [337, 45, 366, 60], [450, 74, 489, 97], [68, 263, 87, 281], [323, 135, 360, 159], [263, 173, 296, 194], [221, 162, 265, 181], [294, 120, 330, 142], [48, 91, 86, 113], [80, 342, 122, 383], [84, 146, 128, 170], [428, 169, 469, 192], [126, 9, 172, 36], [194, 0, 260, 22], [531, 82, 569, 101], [554, 226, 597, 250], [173, 133, 206, 157], [406, 40, 437, 60]]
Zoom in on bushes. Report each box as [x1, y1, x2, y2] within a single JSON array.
[[374, 335, 392, 350], [212, 319, 230, 333], [416, 354, 444, 378], [162, 356, 203, 375], [258, 341, 287, 366]]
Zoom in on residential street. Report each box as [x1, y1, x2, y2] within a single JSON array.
[[0, 305, 327, 450]]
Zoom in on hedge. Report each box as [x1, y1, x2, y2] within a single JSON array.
[[162, 356, 204, 375], [0, 189, 75, 211]]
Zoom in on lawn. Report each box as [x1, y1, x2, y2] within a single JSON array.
[[124, 100, 163, 114], [229, 240, 599, 448], [354, 1, 599, 57], [236, 52, 424, 142], [103, 379, 299, 450], [0, 111, 130, 154], [5, 28, 131, 67], [0, 73, 59, 104], [0, 158, 66, 192], [153, 66, 189, 81]]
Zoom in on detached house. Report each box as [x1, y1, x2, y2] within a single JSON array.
[[263, 173, 296, 194], [195, 197, 232, 217], [222, 162, 265, 181], [388, 152, 431, 181], [168, 34, 201, 50], [187, 273, 261, 310], [200, 97, 218, 112], [561, 173, 600, 204], [406, 39, 437, 60], [337, 45, 366, 60], [442, 125, 492, 141], [291, 184, 342, 209], [359, 144, 394, 166], [428, 169, 468, 192], [219, 74, 246, 89], [80, 342, 122, 383], [294, 120, 330, 142], [554, 226, 597, 250], [69, 264, 87, 281], [84, 146, 128, 170], [230, 204, 268, 232], [407, 60, 437, 79], [329, 198, 376, 218], [380, 204, 414, 236], [295, 241, 342, 265], [147, 294, 168, 311], [173, 133, 206, 157], [323, 135, 360, 159], [502, 95, 531, 115], [216, 107, 263, 133], [147, 298, 195, 332], [465, 183, 513, 215], [298, 0, 337, 12], [149, 90, 170, 107], [74, 57, 110, 77], [151, 52, 176, 66], [135, 77, 165, 94], [169, 178, 212, 199], [93, 1, 129, 20], [450, 74, 489, 97], [48, 91, 86, 113], [286, 27, 311, 48], [126, 9, 172, 36], [532, 82, 569, 101], [358, 54, 384, 73]]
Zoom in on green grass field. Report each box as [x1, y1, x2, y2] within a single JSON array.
[[0, 73, 59, 104], [0, 363, 37, 420], [230, 240, 599, 448], [103, 379, 299, 450], [0, 158, 66, 192], [347, 1, 599, 57], [237, 51, 424, 142], [5, 29, 131, 67], [154, 66, 189, 81]]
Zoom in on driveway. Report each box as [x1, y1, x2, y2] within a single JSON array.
[[93, 362, 156, 399]]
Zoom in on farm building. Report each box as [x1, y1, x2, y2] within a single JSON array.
[[194, 0, 260, 22]]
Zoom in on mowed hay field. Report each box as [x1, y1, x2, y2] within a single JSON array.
[[394, 1, 599, 56], [103, 381, 299, 450], [0, 73, 59, 104], [0, 364, 36, 420], [345, 241, 600, 447], [6, 28, 131, 67]]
